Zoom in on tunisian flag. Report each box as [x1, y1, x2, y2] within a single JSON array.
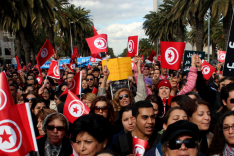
[[147, 50, 157, 62], [217, 50, 226, 63], [161, 41, 185, 70], [63, 90, 90, 123], [47, 60, 60, 79], [70, 45, 79, 63], [201, 60, 216, 80], [15, 56, 21, 73], [0, 72, 38, 155], [127, 35, 138, 57], [36, 38, 54, 66], [132, 137, 149, 156], [86, 34, 108, 55]]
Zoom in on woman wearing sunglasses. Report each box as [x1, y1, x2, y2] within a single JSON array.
[[26, 92, 38, 108], [37, 112, 72, 156], [183, 99, 212, 154], [90, 96, 115, 125], [207, 111, 234, 156]]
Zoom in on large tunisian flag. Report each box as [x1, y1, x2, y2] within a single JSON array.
[[161, 41, 185, 70], [0, 72, 38, 155], [127, 35, 139, 57], [86, 34, 108, 56]]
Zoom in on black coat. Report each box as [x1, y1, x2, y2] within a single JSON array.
[[37, 135, 73, 156]]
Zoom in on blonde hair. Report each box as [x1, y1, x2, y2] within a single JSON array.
[[81, 93, 97, 102], [112, 88, 134, 111]]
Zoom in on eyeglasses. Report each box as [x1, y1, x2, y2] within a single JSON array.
[[86, 78, 94, 81], [27, 78, 33, 80], [94, 106, 108, 112], [230, 98, 234, 103], [223, 125, 234, 131], [25, 98, 36, 102], [167, 138, 197, 150], [47, 125, 65, 131], [119, 94, 129, 100]]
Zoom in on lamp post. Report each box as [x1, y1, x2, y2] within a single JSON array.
[[70, 15, 89, 55]]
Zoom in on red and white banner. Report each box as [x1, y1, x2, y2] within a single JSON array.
[[86, 34, 108, 55], [36, 39, 54, 67], [0, 72, 38, 155], [161, 41, 185, 70], [36, 77, 43, 85], [127, 35, 138, 57], [63, 90, 90, 123], [147, 50, 157, 62], [131, 60, 136, 70], [217, 50, 226, 63], [201, 60, 216, 80], [63, 63, 76, 72], [157, 55, 161, 62], [90, 57, 96, 62], [47, 60, 60, 79], [132, 137, 149, 156], [15, 56, 21, 73]]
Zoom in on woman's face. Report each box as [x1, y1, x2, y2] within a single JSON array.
[[26, 94, 36, 108], [95, 101, 108, 119], [118, 91, 131, 107], [42, 89, 50, 100], [46, 119, 66, 145], [151, 102, 159, 117], [82, 99, 92, 108], [33, 102, 46, 115], [18, 96, 24, 104], [189, 104, 210, 131], [44, 79, 51, 89], [54, 95, 62, 106], [73, 131, 107, 156], [223, 115, 234, 148], [16, 78, 21, 85], [158, 86, 170, 99], [37, 117, 45, 136], [122, 110, 135, 132], [82, 80, 88, 89], [163, 109, 188, 130], [61, 85, 67, 91]]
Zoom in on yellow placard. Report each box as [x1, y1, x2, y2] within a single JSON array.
[[102, 57, 132, 81]]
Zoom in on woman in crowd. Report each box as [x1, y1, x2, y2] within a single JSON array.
[[81, 93, 97, 108], [26, 92, 38, 108], [71, 114, 113, 156], [36, 108, 56, 137], [31, 98, 48, 115], [37, 112, 72, 156], [17, 93, 26, 104], [183, 98, 212, 154], [40, 87, 56, 109], [54, 91, 66, 109], [82, 79, 88, 90], [90, 96, 115, 125], [59, 84, 67, 91], [207, 111, 234, 155]]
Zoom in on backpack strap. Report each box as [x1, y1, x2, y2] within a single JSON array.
[[151, 133, 162, 148], [118, 134, 130, 155]]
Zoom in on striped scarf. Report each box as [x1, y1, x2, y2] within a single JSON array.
[[44, 137, 62, 156], [223, 143, 234, 156]]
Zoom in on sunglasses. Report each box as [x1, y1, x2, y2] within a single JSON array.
[[86, 78, 94, 81], [94, 106, 108, 112], [98, 82, 102, 85], [230, 98, 234, 103], [47, 125, 65, 131], [119, 94, 129, 100], [25, 98, 36, 102], [167, 138, 197, 150]]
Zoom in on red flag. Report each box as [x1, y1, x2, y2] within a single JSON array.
[[15, 56, 21, 73], [127, 35, 138, 57], [86, 34, 108, 55], [90, 57, 96, 62], [132, 137, 149, 156], [92, 87, 98, 94], [218, 50, 226, 63], [91, 54, 102, 60], [66, 63, 76, 72], [201, 60, 216, 80], [87, 64, 91, 70], [47, 60, 60, 79], [147, 50, 156, 62], [157, 55, 161, 62], [63, 90, 90, 123], [0, 72, 38, 155], [92, 26, 98, 36], [67, 71, 82, 95], [141, 53, 144, 61], [161, 41, 185, 70], [36, 77, 43, 85], [131, 60, 136, 70], [70, 45, 79, 63], [36, 38, 55, 67]]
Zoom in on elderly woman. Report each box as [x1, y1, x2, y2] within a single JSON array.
[[71, 114, 113, 156], [37, 112, 72, 156]]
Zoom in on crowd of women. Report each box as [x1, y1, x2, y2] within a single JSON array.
[[2, 54, 234, 156]]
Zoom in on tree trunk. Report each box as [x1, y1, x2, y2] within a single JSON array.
[[195, 11, 204, 51], [77, 37, 82, 57], [31, 48, 35, 65], [177, 20, 185, 42], [15, 31, 21, 63], [153, 39, 158, 55], [47, 25, 54, 47], [211, 41, 216, 60], [168, 34, 173, 41], [223, 1, 233, 51], [19, 23, 33, 65]]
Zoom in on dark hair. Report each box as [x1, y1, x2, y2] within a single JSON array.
[[119, 105, 133, 120], [162, 107, 187, 124], [220, 83, 234, 103], [94, 150, 119, 156], [182, 99, 210, 118], [31, 98, 48, 110], [45, 113, 69, 132], [132, 101, 153, 118], [86, 74, 95, 79], [145, 94, 164, 117], [207, 111, 234, 155], [171, 95, 191, 107], [90, 96, 115, 124], [185, 91, 200, 99], [47, 77, 54, 86], [67, 72, 75, 76], [36, 108, 56, 121], [71, 114, 113, 143], [182, 72, 188, 79], [12, 71, 18, 76], [155, 64, 160, 69], [9, 83, 18, 90], [59, 83, 68, 91], [179, 79, 187, 90], [54, 91, 66, 102], [23, 84, 34, 92]]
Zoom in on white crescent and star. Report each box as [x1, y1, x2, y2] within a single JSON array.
[[53, 65, 59, 77], [133, 144, 145, 156], [68, 100, 85, 117], [68, 79, 76, 90], [165, 47, 179, 65], [128, 40, 134, 53], [202, 65, 210, 75], [0, 89, 7, 111], [94, 37, 107, 49], [41, 48, 48, 58]]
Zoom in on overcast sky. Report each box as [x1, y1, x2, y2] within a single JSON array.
[[70, 0, 153, 56]]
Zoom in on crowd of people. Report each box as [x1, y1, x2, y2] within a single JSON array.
[[1, 54, 234, 156]]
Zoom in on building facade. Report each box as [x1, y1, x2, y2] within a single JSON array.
[[0, 31, 15, 64]]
